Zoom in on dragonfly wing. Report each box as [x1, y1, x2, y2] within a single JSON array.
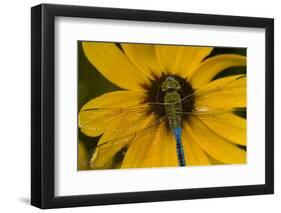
[[180, 126, 211, 166], [185, 116, 246, 164], [91, 115, 168, 169], [179, 75, 246, 146], [178, 74, 246, 111], [79, 104, 155, 137], [193, 74, 246, 109], [202, 113, 246, 146], [181, 108, 246, 146], [122, 118, 179, 168]]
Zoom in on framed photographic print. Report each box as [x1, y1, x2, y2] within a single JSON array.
[[31, 3, 274, 209]]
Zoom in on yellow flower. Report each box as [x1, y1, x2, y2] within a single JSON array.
[[79, 42, 246, 169], [78, 141, 89, 170]]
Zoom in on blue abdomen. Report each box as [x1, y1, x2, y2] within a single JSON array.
[[172, 127, 186, 166]]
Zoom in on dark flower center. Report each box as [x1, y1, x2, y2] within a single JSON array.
[[143, 74, 195, 119]]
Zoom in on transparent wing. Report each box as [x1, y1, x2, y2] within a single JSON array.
[[180, 108, 245, 119], [79, 103, 160, 136], [121, 118, 179, 168], [78, 87, 175, 137], [138, 110, 246, 167], [92, 109, 246, 169], [183, 74, 246, 122], [179, 74, 246, 107], [90, 115, 168, 168], [131, 75, 246, 113], [180, 107, 246, 147]]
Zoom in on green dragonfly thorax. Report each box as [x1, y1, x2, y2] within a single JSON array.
[[161, 76, 182, 129], [161, 76, 181, 91]]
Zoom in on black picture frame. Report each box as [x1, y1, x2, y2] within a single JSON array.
[[31, 3, 274, 209]]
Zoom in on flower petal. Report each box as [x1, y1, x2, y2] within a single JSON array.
[[82, 42, 150, 91], [190, 54, 246, 89], [186, 117, 246, 164], [122, 122, 178, 168], [155, 45, 179, 74], [194, 75, 246, 109], [91, 113, 155, 169], [121, 44, 163, 79], [207, 155, 224, 165], [78, 141, 89, 170], [174, 46, 213, 78], [142, 129, 178, 168], [90, 118, 124, 169], [181, 125, 211, 166], [79, 91, 147, 137], [198, 112, 246, 146]]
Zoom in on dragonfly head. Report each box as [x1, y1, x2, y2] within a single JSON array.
[[161, 76, 181, 92]]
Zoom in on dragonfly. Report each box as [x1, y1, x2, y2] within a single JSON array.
[[79, 74, 246, 168]]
